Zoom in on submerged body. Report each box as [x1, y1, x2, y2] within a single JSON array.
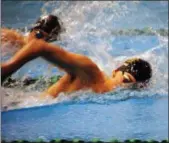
[[1, 15, 152, 98]]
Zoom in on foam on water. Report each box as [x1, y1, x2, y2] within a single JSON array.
[[1, 1, 168, 111]]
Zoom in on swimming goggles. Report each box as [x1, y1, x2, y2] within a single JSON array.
[[113, 70, 136, 83]]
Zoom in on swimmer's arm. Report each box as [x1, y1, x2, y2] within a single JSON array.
[[42, 42, 100, 75], [1, 40, 44, 82], [41, 74, 72, 98], [1, 40, 101, 82]]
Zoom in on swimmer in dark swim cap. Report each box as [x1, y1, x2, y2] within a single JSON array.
[[30, 15, 63, 42], [1, 14, 152, 98], [112, 58, 152, 83], [1, 14, 63, 46]]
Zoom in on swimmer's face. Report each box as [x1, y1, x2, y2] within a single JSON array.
[[112, 70, 136, 83], [27, 29, 49, 42], [30, 15, 62, 42], [34, 29, 49, 40]]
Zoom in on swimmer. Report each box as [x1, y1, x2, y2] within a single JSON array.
[[1, 14, 152, 98]]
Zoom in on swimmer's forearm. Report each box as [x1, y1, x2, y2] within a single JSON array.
[[1, 41, 70, 82], [1, 62, 12, 82], [1, 59, 25, 83], [1, 41, 43, 82], [1, 60, 19, 82]]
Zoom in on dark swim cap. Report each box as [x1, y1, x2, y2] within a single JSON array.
[[116, 58, 152, 82], [31, 15, 63, 42]]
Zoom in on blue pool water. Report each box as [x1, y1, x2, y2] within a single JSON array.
[[1, 1, 168, 142], [2, 96, 168, 142]]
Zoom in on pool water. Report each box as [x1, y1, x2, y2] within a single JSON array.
[[2, 96, 168, 142], [1, 1, 168, 142]]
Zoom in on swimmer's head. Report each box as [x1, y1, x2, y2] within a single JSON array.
[[30, 15, 63, 42], [113, 58, 152, 83]]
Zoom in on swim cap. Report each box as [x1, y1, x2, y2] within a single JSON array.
[[116, 58, 152, 82], [31, 15, 63, 42]]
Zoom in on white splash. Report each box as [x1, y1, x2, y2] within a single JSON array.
[[1, 1, 168, 111]]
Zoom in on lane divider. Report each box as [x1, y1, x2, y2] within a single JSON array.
[[1, 139, 168, 143]]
